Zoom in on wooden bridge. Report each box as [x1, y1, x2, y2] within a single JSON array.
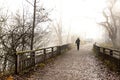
[[5, 43, 120, 80], [15, 44, 71, 74]]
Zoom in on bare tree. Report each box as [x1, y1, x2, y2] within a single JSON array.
[[99, 0, 120, 48], [25, 0, 52, 50], [52, 20, 63, 46], [0, 9, 12, 73], [0, 11, 32, 73], [0, 0, 52, 74]]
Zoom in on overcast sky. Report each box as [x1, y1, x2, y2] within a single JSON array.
[[1, 0, 118, 40]]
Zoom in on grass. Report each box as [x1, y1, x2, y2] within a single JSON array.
[[37, 63, 46, 69], [103, 59, 118, 71]]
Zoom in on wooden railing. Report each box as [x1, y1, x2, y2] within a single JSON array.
[[93, 43, 120, 70], [15, 44, 71, 74]]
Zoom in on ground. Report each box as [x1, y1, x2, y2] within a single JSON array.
[[25, 44, 120, 80]]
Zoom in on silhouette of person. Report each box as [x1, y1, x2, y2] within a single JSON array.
[[75, 38, 80, 50]]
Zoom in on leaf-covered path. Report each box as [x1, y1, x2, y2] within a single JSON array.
[[27, 44, 120, 80]]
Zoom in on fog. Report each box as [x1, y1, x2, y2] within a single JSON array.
[[0, 0, 108, 41]]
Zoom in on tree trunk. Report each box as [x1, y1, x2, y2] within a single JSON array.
[[30, 0, 36, 50]]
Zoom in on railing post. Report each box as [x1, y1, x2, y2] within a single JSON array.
[[97, 47, 100, 53], [110, 50, 113, 56], [34, 51, 36, 65], [15, 54, 19, 74], [118, 52, 120, 71], [44, 49, 46, 62], [93, 43, 96, 50], [103, 48, 105, 54], [60, 46, 61, 54], [57, 46, 61, 54], [51, 47, 54, 57], [32, 52, 35, 66]]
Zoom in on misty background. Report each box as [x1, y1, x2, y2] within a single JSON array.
[[0, 0, 120, 75]]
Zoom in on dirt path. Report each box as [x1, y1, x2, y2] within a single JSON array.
[[27, 44, 120, 80]]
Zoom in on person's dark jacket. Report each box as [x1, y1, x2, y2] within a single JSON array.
[[75, 38, 80, 45]]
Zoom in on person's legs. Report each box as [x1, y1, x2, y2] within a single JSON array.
[[77, 44, 79, 50]]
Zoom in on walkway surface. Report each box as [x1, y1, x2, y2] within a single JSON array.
[[26, 44, 120, 80]]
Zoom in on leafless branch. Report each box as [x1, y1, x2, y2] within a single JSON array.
[[25, 0, 34, 6]]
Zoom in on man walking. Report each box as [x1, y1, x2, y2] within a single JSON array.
[[75, 38, 80, 50]]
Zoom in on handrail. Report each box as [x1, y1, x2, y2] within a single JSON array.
[[93, 44, 120, 58], [94, 43, 120, 52], [93, 43, 120, 59], [15, 44, 71, 74], [16, 46, 58, 54], [93, 43, 120, 70]]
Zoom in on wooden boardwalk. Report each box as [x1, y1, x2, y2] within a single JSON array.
[[24, 44, 120, 80]]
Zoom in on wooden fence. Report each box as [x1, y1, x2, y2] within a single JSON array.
[[15, 44, 71, 74], [93, 43, 120, 71]]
